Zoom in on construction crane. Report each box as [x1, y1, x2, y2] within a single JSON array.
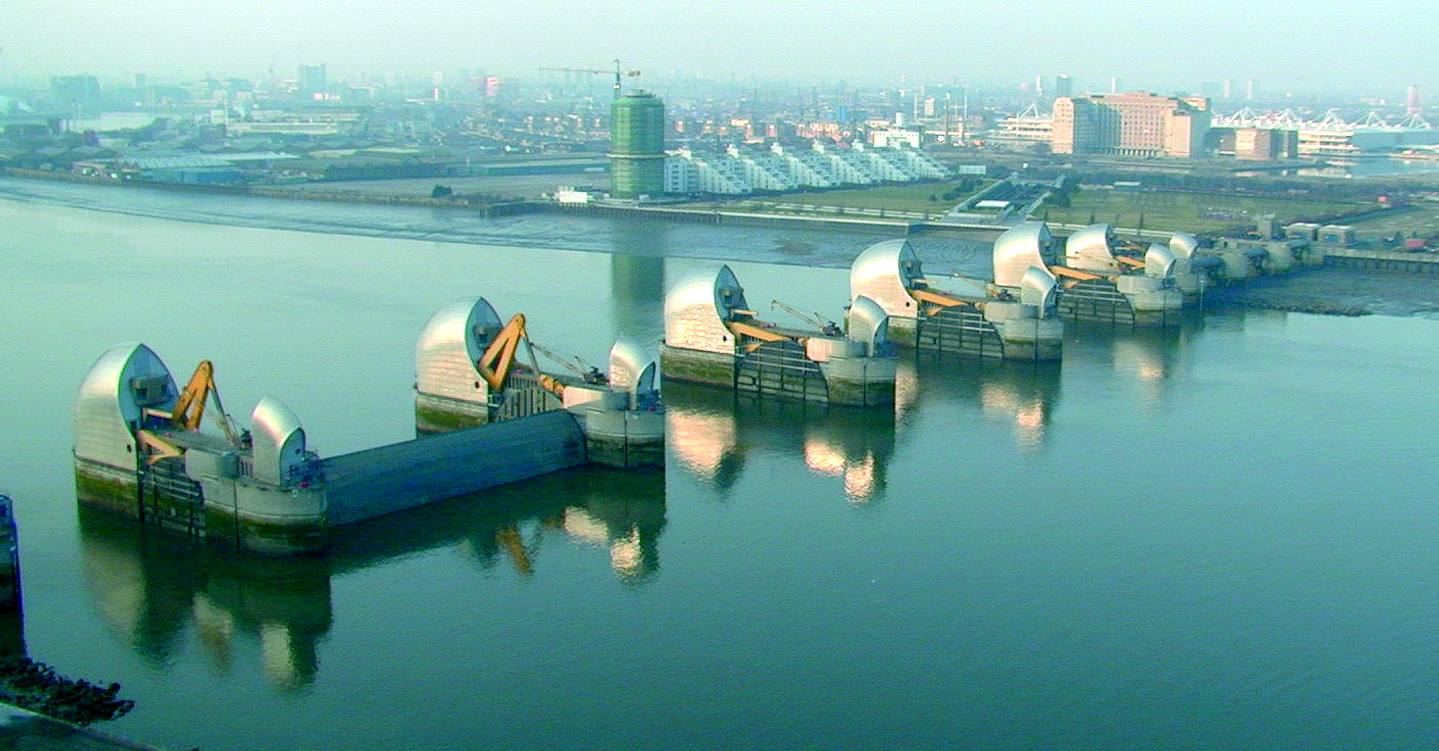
[[770, 299, 841, 336], [528, 341, 607, 385], [473, 314, 571, 398], [136, 360, 243, 464], [537, 59, 640, 98]]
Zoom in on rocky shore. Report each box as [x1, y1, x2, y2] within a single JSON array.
[[1216, 267, 1439, 319]]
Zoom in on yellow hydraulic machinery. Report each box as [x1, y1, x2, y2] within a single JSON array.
[[137, 360, 242, 465], [473, 314, 569, 400], [476, 314, 530, 391]]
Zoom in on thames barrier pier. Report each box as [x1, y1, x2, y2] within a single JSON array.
[[850, 231, 1063, 361], [73, 336, 660, 556], [1052, 223, 1185, 326], [661, 265, 896, 406], [414, 296, 664, 468]]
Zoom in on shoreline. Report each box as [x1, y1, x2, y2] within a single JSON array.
[[4, 170, 1436, 320]]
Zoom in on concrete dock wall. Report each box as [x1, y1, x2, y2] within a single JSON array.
[[323, 411, 587, 526]]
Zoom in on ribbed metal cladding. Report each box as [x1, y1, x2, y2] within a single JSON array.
[[664, 265, 745, 355], [415, 297, 501, 404], [609, 91, 666, 198], [73, 342, 176, 470], [993, 222, 1055, 287], [849, 239, 922, 320], [1065, 223, 1121, 272]]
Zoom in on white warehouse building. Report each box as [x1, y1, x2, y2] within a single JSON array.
[[663, 142, 948, 196]]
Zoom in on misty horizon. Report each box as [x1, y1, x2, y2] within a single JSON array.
[[1, 0, 1436, 96]]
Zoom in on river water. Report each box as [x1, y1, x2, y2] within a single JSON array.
[[2, 180, 1438, 750]]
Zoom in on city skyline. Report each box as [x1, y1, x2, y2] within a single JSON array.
[[1, 0, 1436, 93]]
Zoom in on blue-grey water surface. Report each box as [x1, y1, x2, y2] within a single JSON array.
[[1, 183, 1438, 750]]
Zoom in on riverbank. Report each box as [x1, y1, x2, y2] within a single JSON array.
[[1217, 267, 1439, 318], [4, 171, 1435, 319]]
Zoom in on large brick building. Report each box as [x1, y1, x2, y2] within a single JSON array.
[[1052, 93, 1211, 158]]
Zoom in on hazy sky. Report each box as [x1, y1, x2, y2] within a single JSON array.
[[2, 0, 1435, 95]]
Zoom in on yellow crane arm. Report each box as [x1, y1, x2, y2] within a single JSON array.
[[136, 430, 183, 466], [477, 314, 528, 391], [911, 288, 975, 309], [1049, 265, 1102, 281], [172, 360, 217, 431], [536, 373, 568, 399], [727, 320, 790, 344], [152, 360, 241, 446]]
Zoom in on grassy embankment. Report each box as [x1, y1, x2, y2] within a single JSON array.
[[688, 180, 996, 219], [1036, 190, 1365, 233]]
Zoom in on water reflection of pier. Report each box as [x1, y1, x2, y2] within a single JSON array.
[[897, 355, 1064, 452], [1065, 325, 1193, 407], [78, 468, 664, 690], [666, 383, 896, 503]]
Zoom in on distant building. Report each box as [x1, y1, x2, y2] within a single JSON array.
[[298, 64, 327, 100], [1211, 127, 1299, 160], [870, 127, 921, 148], [1055, 75, 1073, 99], [1408, 84, 1422, 116], [50, 75, 101, 112], [1245, 79, 1256, 102], [662, 142, 947, 196], [990, 105, 1053, 147], [609, 91, 666, 198], [1052, 92, 1211, 158], [224, 108, 365, 137]]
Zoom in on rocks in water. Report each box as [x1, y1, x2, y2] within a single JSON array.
[[0, 656, 134, 726]]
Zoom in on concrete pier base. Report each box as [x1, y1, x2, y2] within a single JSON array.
[[415, 393, 490, 434], [995, 320, 1065, 362], [660, 345, 736, 387], [885, 316, 919, 348], [199, 479, 327, 556], [574, 407, 665, 469], [821, 356, 897, 407], [74, 459, 139, 518]]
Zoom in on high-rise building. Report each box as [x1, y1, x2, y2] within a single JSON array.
[[610, 91, 666, 198], [1222, 79, 1234, 99], [1034, 75, 1046, 99], [1245, 79, 1256, 102], [1408, 85, 1422, 116], [50, 75, 101, 111], [1110, 77, 1120, 94], [298, 64, 327, 99], [1055, 75, 1073, 98], [1052, 93, 1211, 158]]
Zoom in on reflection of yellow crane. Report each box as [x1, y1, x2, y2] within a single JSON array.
[[538, 59, 640, 98]]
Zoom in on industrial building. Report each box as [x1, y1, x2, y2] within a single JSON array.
[[609, 91, 666, 198], [662, 142, 948, 196], [1052, 93, 1212, 158], [49, 75, 102, 111], [1210, 126, 1300, 160], [1211, 109, 1437, 157], [987, 104, 1054, 148]]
